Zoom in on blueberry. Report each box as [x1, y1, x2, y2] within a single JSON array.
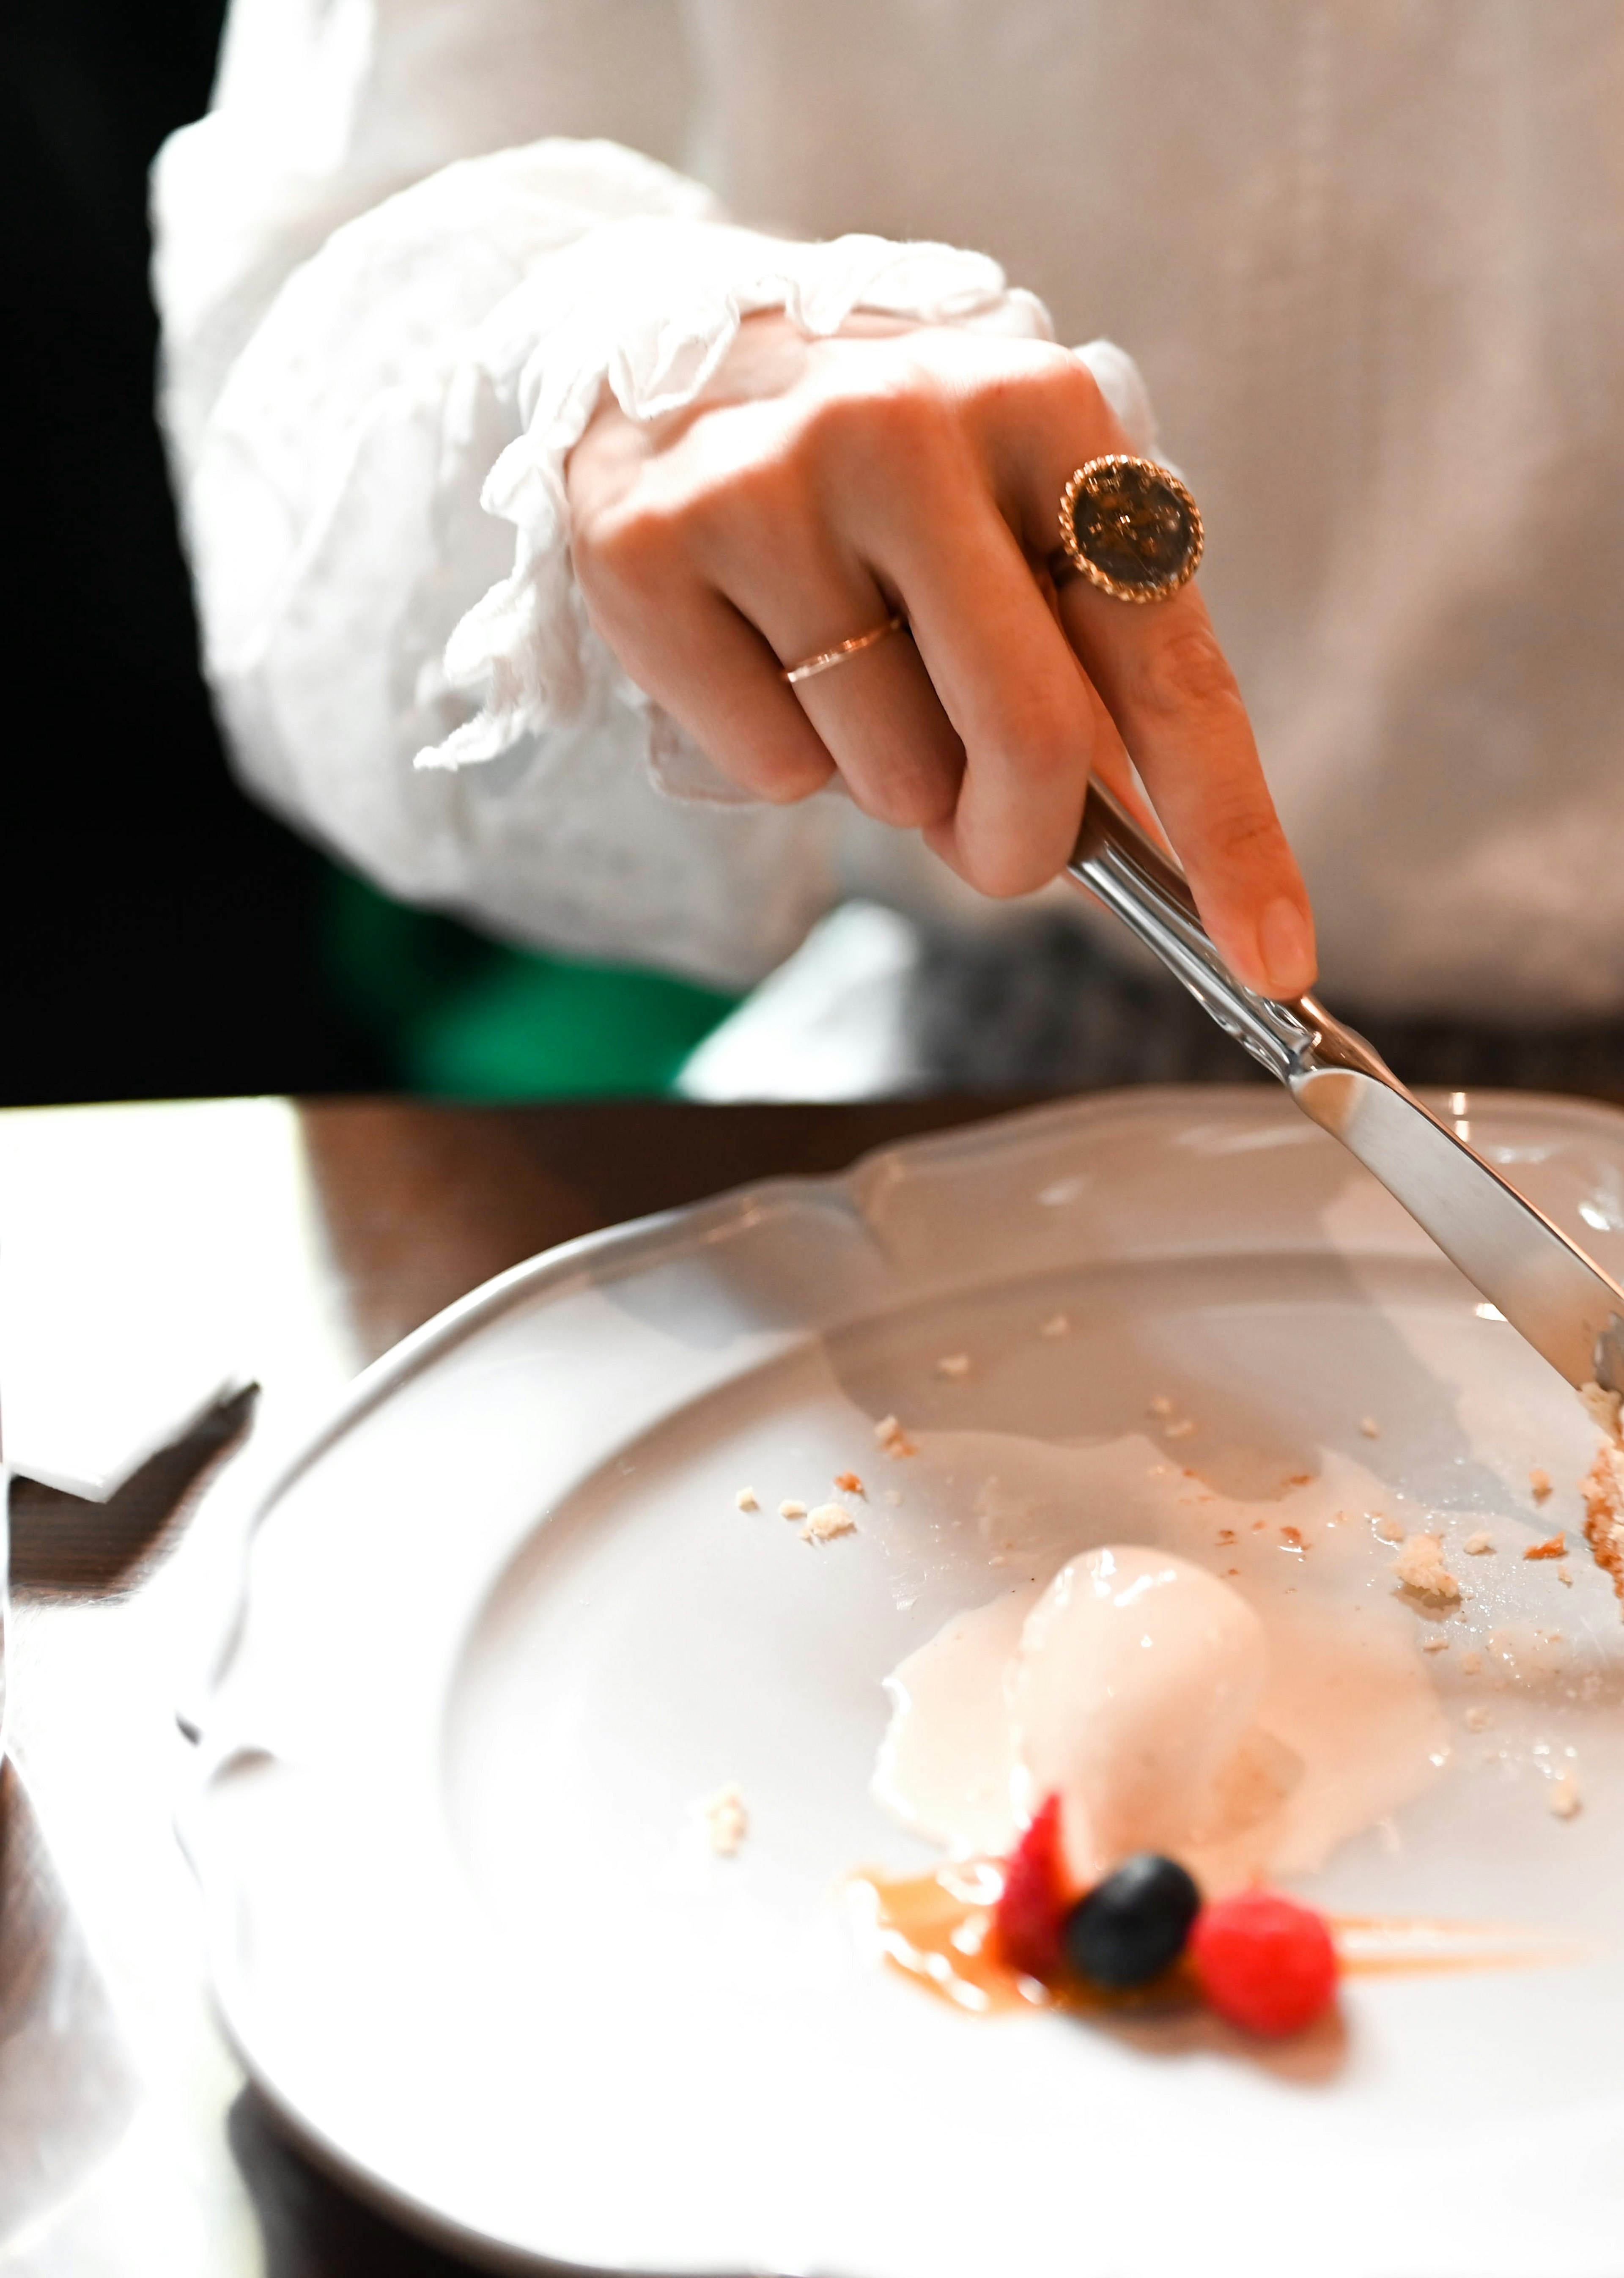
[[1063, 1853, 1201, 1989]]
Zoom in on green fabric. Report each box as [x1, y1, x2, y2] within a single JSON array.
[[322, 867, 740, 1098]]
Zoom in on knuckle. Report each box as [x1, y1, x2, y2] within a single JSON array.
[[962, 845, 1048, 899], [1204, 798, 1280, 870], [968, 343, 1107, 443], [806, 368, 959, 485], [756, 754, 835, 805], [575, 498, 686, 599], [1133, 623, 1242, 720], [997, 692, 1087, 784], [862, 772, 958, 831]]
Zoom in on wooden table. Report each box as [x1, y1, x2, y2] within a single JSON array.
[[0, 1095, 1032, 2277]]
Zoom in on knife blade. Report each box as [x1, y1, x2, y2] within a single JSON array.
[[1067, 781, 1624, 1398]]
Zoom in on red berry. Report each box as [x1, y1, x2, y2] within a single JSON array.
[[993, 1793, 1072, 1980], [1190, 1888, 1339, 2037]]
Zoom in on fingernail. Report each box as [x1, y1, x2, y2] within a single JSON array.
[[1254, 896, 1317, 998]]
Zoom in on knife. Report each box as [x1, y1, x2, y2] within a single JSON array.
[[1067, 781, 1624, 1400]]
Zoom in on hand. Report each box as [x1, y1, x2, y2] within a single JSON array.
[[566, 314, 1317, 998]]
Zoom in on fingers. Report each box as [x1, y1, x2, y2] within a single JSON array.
[[573, 505, 835, 802], [724, 574, 967, 831], [574, 415, 965, 823], [1059, 579, 1317, 997], [968, 349, 1317, 995], [882, 489, 1101, 897]]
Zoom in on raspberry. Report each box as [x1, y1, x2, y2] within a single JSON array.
[[993, 1793, 1071, 1980], [1190, 1888, 1339, 2037]]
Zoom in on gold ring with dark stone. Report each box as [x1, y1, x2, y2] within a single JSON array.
[[1050, 454, 1204, 604]]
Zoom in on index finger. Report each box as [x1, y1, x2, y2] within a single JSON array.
[[1057, 576, 1317, 999], [966, 348, 1317, 998]]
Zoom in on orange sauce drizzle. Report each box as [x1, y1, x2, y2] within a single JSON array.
[[847, 1862, 1582, 2017]]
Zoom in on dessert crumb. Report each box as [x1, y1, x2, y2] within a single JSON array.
[[1039, 1313, 1070, 1339], [1464, 1531, 1495, 1556], [1359, 1416, 1381, 1439], [1524, 1531, 1566, 1561], [1530, 1466, 1553, 1504], [1148, 1393, 1175, 1417], [834, 1471, 865, 1496], [1421, 1635, 1449, 1654], [1216, 1527, 1236, 1546], [875, 1413, 918, 1458], [1581, 1380, 1624, 1438], [1280, 1524, 1307, 1551], [935, 1352, 971, 1381], [1373, 1514, 1405, 1543], [1558, 1562, 1574, 1586], [1163, 1416, 1197, 1441], [735, 1486, 759, 1512], [1464, 1705, 1491, 1733], [801, 1501, 856, 1543], [699, 1784, 747, 1855], [779, 1499, 807, 1520], [1579, 1381, 1624, 1604], [1393, 1533, 1461, 1601], [1460, 1649, 1484, 1674], [1550, 1772, 1582, 1822]]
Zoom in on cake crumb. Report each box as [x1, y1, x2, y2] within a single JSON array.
[[1530, 1466, 1553, 1504], [1421, 1635, 1449, 1654], [874, 1414, 918, 1458], [779, 1499, 807, 1520], [935, 1352, 971, 1381], [1373, 1514, 1405, 1544], [1524, 1531, 1566, 1561], [801, 1501, 856, 1544], [1280, 1525, 1306, 1551], [1464, 1705, 1491, 1733], [1550, 1772, 1582, 1821], [1464, 1531, 1495, 1556], [735, 1486, 759, 1512], [1460, 1649, 1483, 1675], [1163, 1416, 1197, 1441], [1216, 1528, 1236, 1546], [1579, 1382, 1624, 1606], [1580, 1379, 1624, 1438], [1359, 1416, 1381, 1439], [1558, 1562, 1574, 1586], [1039, 1313, 1070, 1339], [698, 1784, 747, 1855], [1393, 1532, 1461, 1601], [1148, 1393, 1176, 1417], [834, 1471, 865, 1496]]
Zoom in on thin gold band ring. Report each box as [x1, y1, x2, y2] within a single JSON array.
[[781, 613, 907, 686]]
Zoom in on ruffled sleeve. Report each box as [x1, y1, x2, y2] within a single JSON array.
[[154, 7, 1160, 985], [161, 118, 1078, 983]]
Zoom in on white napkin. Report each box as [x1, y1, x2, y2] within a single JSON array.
[[0, 1098, 354, 1501]]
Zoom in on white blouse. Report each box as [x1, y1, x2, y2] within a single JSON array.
[[154, 0, 1624, 1018]]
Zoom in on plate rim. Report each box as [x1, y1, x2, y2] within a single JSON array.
[[179, 1082, 1624, 2275]]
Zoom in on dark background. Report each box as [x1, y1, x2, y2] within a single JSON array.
[[2, 0, 396, 1105], [1, 0, 743, 1109]]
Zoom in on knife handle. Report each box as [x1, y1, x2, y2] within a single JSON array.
[[1065, 782, 1391, 1088]]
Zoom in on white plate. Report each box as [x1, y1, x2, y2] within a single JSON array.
[[185, 1088, 1624, 2278]]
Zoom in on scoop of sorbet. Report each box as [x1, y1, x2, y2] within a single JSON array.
[[1010, 1545, 1268, 1881]]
